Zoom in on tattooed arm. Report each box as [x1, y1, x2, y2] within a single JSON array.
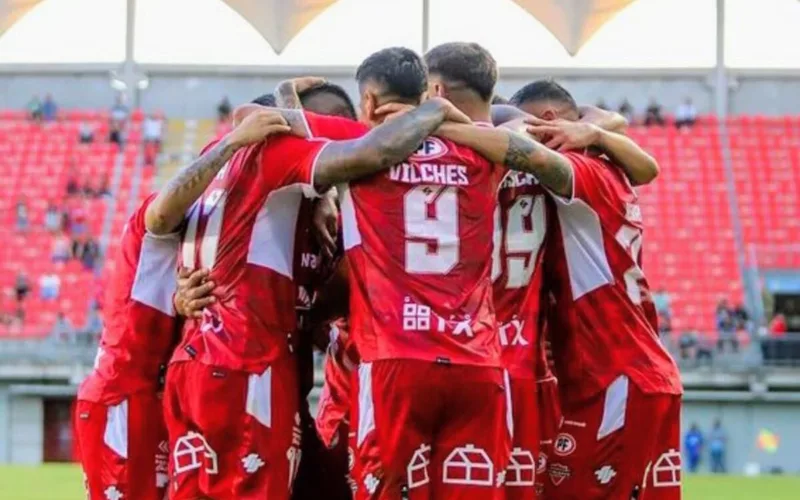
[[437, 122, 574, 197], [231, 105, 310, 137], [145, 110, 294, 235], [312, 97, 468, 188], [275, 77, 325, 109]]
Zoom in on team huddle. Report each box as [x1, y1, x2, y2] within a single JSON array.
[[73, 42, 683, 500]]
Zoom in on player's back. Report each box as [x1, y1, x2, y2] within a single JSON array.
[[78, 194, 180, 404], [546, 152, 681, 405], [173, 134, 322, 373], [492, 171, 552, 379], [340, 136, 504, 366]]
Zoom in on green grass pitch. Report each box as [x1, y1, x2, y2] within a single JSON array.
[[1, 464, 799, 499]]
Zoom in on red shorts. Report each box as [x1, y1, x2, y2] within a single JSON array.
[[352, 359, 511, 500], [536, 376, 560, 497], [544, 376, 682, 500], [74, 391, 168, 500], [163, 357, 300, 500], [506, 376, 538, 500]]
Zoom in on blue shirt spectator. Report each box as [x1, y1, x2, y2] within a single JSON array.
[[709, 419, 727, 473], [42, 94, 58, 121], [684, 423, 704, 473]]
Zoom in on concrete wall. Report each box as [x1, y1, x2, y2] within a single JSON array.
[[0, 69, 796, 119], [8, 394, 43, 464], [0, 385, 9, 463]]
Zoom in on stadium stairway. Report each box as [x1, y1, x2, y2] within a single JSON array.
[[154, 118, 219, 189]]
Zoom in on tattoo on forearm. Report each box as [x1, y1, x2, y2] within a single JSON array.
[[150, 138, 237, 233], [276, 81, 302, 110], [504, 132, 573, 195]]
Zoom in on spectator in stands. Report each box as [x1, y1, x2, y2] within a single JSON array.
[[42, 93, 58, 122], [69, 203, 88, 238], [14, 272, 30, 302], [15, 199, 29, 232], [769, 313, 787, 337], [653, 287, 672, 320], [44, 203, 62, 232], [51, 311, 75, 343], [675, 97, 698, 129], [97, 174, 110, 197], [733, 303, 750, 332], [618, 98, 634, 123], [218, 96, 232, 122], [51, 232, 70, 262], [109, 94, 129, 147], [684, 423, 704, 473], [79, 121, 95, 144], [81, 175, 96, 198], [143, 113, 163, 165], [82, 302, 103, 340], [709, 419, 727, 473], [27, 95, 42, 121], [80, 238, 101, 271], [595, 98, 609, 110], [39, 273, 61, 301], [716, 299, 738, 352], [645, 97, 665, 126], [66, 167, 80, 196]]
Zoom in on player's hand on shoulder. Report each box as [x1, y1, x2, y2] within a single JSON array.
[[174, 267, 216, 319], [524, 116, 601, 152], [427, 97, 472, 124], [228, 109, 293, 147], [290, 76, 326, 93], [313, 189, 339, 259], [374, 102, 416, 123]]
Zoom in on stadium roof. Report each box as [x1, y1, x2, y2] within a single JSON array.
[[0, 0, 638, 56]]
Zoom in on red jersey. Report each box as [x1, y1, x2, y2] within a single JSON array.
[[172, 114, 339, 373], [78, 195, 180, 404], [492, 171, 550, 379], [545, 152, 682, 405], [308, 116, 505, 366], [316, 319, 359, 448]]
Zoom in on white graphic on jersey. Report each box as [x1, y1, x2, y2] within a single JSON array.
[[492, 194, 547, 288], [537, 453, 548, 475], [199, 308, 224, 335], [364, 473, 380, 495], [407, 443, 432, 489], [104, 486, 123, 500], [553, 433, 576, 457], [173, 432, 218, 475], [495, 470, 506, 487], [287, 412, 303, 489], [410, 137, 449, 161], [155, 439, 169, 487], [548, 463, 571, 486], [498, 317, 528, 347], [595, 465, 617, 485], [506, 447, 536, 486], [649, 449, 682, 488], [93, 347, 104, 369], [615, 224, 650, 305], [404, 185, 459, 274], [156, 473, 168, 489], [182, 189, 227, 270], [403, 299, 432, 331], [442, 444, 494, 486], [241, 453, 265, 474]]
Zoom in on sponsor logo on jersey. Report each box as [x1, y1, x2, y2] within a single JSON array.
[[553, 433, 577, 457], [625, 203, 642, 223], [364, 473, 380, 494], [595, 465, 617, 485], [301, 252, 319, 270], [401, 298, 475, 338], [548, 463, 571, 486], [647, 449, 682, 488], [411, 137, 448, 160], [501, 171, 539, 189], [498, 318, 528, 347], [104, 486, 123, 500], [537, 452, 548, 475], [442, 444, 494, 487], [389, 162, 469, 186]]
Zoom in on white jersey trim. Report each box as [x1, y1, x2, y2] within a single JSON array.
[[357, 362, 376, 447], [246, 184, 306, 278], [131, 231, 180, 316], [246, 366, 272, 428], [597, 375, 628, 440], [338, 183, 362, 251], [104, 399, 129, 459]]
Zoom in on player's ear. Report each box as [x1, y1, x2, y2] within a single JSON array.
[[432, 82, 446, 99], [364, 92, 379, 123], [542, 108, 558, 121]]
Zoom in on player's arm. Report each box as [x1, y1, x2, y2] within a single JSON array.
[[526, 119, 659, 186], [578, 105, 628, 134], [275, 76, 326, 109], [231, 105, 311, 138], [145, 110, 294, 235], [436, 122, 574, 198], [312, 97, 468, 188]]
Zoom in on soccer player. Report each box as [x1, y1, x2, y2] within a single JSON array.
[[74, 109, 295, 500], [440, 81, 682, 499], [162, 87, 468, 500]]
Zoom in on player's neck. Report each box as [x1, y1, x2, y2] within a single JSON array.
[[448, 97, 492, 124]]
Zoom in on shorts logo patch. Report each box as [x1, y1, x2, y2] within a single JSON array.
[[364, 473, 380, 494], [173, 431, 218, 475], [506, 447, 536, 486], [241, 453, 265, 474], [442, 444, 494, 487], [553, 433, 576, 457], [537, 452, 548, 475], [104, 485, 123, 500], [407, 443, 432, 489], [155, 440, 169, 488], [595, 465, 617, 485], [548, 463, 571, 486], [650, 449, 682, 488]]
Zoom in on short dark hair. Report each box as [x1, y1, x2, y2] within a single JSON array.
[[251, 93, 277, 107], [299, 82, 356, 119], [355, 47, 427, 102], [491, 95, 509, 105], [509, 79, 577, 112], [425, 42, 497, 102]]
